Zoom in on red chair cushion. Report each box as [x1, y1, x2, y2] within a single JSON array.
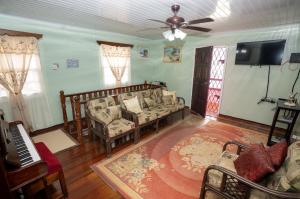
[[234, 144, 275, 182], [35, 142, 62, 175], [266, 140, 288, 169]]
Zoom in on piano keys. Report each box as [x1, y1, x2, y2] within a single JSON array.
[[0, 119, 47, 195]]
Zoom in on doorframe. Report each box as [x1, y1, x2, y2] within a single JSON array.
[[212, 46, 229, 116]]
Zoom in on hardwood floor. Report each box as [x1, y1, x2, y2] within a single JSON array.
[[49, 115, 185, 199]]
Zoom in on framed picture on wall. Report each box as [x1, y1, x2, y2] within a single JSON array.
[[163, 46, 181, 63], [139, 48, 149, 58]]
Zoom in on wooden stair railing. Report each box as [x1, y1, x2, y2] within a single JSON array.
[[59, 83, 161, 142]]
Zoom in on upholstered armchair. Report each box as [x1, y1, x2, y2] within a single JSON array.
[[200, 141, 300, 199], [85, 96, 137, 157]]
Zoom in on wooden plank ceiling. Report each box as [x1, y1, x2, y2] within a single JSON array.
[[0, 0, 299, 39]]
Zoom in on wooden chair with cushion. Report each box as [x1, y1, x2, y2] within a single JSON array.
[[85, 96, 138, 157], [24, 142, 68, 198], [200, 140, 300, 199]]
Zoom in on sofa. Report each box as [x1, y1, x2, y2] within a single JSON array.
[[200, 140, 300, 199], [85, 87, 185, 157]]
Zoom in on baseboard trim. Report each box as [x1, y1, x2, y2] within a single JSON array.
[[31, 123, 64, 136], [217, 114, 285, 135]]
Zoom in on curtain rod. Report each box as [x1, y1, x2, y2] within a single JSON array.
[[0, 28, 43, 39], [97, 40, 133, 48]]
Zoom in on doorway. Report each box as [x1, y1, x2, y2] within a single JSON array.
[[191, 46, 226, 117], [206, 47, 227, 117]]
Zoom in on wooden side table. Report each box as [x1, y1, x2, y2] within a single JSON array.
[[267, 99, 300, 146]]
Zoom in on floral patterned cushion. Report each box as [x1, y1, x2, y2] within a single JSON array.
[[124, 96, 143, 114], [162, 90, 177, 103], [107, 118, 135, 137], [137, 109, 157, 124], [162, 95, 175, 105], [93, 110, 113, 125], [105, 96, 116, 107], [208, 151, 238, 188], [149, 106, 171, 118], [267, 140, 300, 192], [151, 88, 163, 104], [119, 92, 133, 109], [144, 97, 157, 108], [106, 105, 122, 120]]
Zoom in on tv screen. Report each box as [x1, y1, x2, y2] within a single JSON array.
[[235, 39, 286, 65]]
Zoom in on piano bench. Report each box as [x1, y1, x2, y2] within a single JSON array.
[[24, 142, 68, 198]]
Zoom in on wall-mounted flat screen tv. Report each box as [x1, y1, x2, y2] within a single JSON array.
[[235, 39, 286, 65]]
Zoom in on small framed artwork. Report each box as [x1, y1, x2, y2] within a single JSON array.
[[139, 48, 149, 58], [66, 58, 79, 68], [163, 47, 181, 63]]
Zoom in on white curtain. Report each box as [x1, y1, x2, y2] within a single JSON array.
[[101, 44, 131, 87], [0, 35, 52, 131]]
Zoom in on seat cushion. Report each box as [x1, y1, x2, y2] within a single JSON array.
[[137, 109, 157, 124], [267, 140, 300, 192], [234, 144, 275, 182], [149, 105, 171, 118], [107, 119, 135, 138], [35, 142, 62, 175], [267, 140, 288, 169]]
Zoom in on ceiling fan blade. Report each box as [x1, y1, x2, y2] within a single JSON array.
[[183, 26, 212, 32], [148, 19, 171, 26], [187, 18, 214, 25], [136, 27, 169, 32]]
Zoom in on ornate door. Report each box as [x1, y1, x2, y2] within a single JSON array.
[[191, 46, 213, 117]]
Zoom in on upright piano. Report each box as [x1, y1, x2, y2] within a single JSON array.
[[0, 119, 47, 198]]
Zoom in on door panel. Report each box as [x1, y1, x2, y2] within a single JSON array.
[[191, 46, 213, 116]]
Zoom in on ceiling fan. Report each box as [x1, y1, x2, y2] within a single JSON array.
[[148, 4, 214, 41]]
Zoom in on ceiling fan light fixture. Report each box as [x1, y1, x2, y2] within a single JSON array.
[[174, 29, 186, 40], [163, 29, 186, 41]]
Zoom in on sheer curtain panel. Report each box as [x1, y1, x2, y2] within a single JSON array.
[[0, 35, 52, 131], [101, 44, 131, 87]]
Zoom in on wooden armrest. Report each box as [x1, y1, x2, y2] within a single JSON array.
[[121, 108, 138, 125], [177, 97, 185, 105], [202, 165, 300, 199], [222, 141, 248, 155]]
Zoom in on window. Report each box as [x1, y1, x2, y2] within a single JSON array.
[[0, 54, 42, 97], [100, 46, 131, 87]]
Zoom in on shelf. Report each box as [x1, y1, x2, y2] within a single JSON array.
[[277, 117, 293, 124]]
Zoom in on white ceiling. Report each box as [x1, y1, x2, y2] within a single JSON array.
[[0, 0, 300, 39]]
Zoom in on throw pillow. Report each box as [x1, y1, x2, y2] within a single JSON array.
[[106, 105, 122, 120], [162, 95, 175, 105], [162, 90, 177, 103], [234, 144, 275, 182], [123, 96, 143, 114], [267, 140, 288, 169], [94, 110, 113, 125], [144, 97, 156, 108], [105, 96, 116, 107]]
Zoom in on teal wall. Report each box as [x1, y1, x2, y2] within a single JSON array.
[[0, 13, 300, 135], [0, 14, 154, 126], [146, 24, 300, 134]]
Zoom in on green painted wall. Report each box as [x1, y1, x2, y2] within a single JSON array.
[[1, 13, 300, 135], [146, 24, 300, 134], [0, 14, 154, 126]]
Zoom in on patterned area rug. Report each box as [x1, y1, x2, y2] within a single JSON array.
[[92, 116, 267, 199]]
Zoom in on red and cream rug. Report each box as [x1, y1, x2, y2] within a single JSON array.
[[92, 116, 267, 199]]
